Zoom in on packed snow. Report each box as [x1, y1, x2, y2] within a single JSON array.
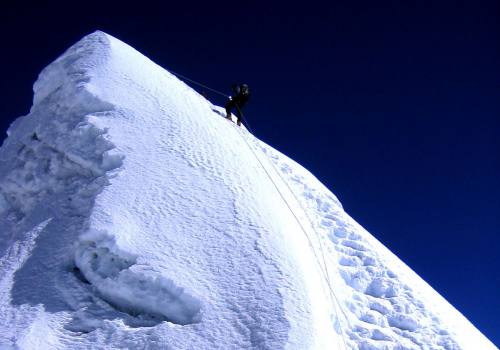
[[0, 31, 496, 349]]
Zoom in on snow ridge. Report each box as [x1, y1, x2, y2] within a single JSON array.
[[0, 31, 496, 350], [0, 32, 132, 348], [254, 139, 496, 350]]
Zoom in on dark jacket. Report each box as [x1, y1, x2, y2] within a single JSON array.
[[230, 84, 250, 107]]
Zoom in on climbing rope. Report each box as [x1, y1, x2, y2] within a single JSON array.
[[230, 107, 350, 350], [233, 124, 350, 349], [242, 124, 351, 325], [167, 69, 230, 98], [232, 106, 349, 313], [167, 69, 254, 132], [168, 70, 350, 347]]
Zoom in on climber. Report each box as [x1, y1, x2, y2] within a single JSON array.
[[225, 83, 250, 126]]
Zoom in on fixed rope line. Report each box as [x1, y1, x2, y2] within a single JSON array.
[[238, 123, 350, 324], [231, 120, 349, 350], [168, 70, 252, 131], [167, 69, 230, 98], [234, 104, 255, 135], [168, 70, 350, 345], [236, 99, 351, 345], [230, 91, 350, 331], [240, 118, 352, 327], [259, 141, 352, 329], [234, 105, 350, 323]]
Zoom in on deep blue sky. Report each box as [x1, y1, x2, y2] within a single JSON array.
[[1, 0, 498, 345]]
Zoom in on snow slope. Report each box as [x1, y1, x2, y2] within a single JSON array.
[[0, 31, 496, 350]]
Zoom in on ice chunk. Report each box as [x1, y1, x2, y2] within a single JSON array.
[[74, 233, 202, 325]]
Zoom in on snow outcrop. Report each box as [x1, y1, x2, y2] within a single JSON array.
[[0, 31, 496, 350], [74, 230, 202, 325]]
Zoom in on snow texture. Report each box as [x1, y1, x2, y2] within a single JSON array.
[[0, 31, 496, 350]]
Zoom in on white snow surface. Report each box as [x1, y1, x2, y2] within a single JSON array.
[[0, 31, 496, 350]]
